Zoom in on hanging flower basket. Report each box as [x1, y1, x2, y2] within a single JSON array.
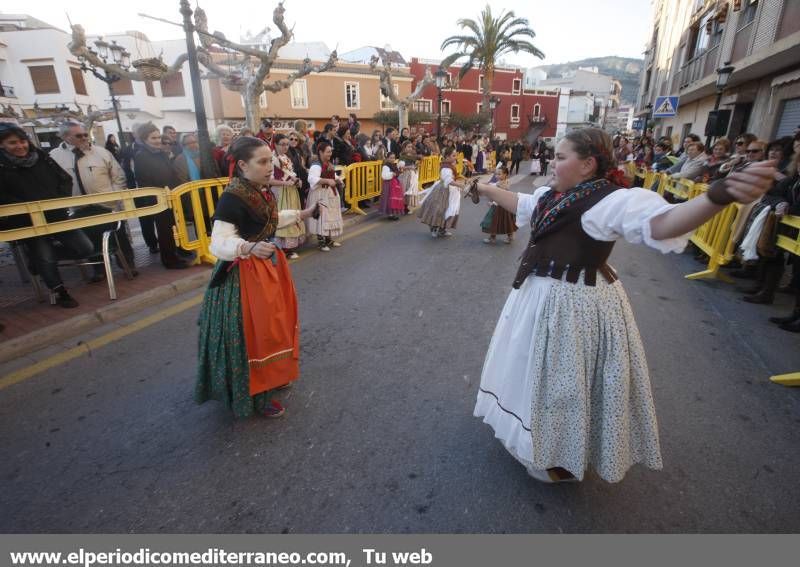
[[132, 58, 168, 81], [221, 75, 244, 90]]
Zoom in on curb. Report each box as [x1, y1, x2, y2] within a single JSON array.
[[0, 208, 379, 365]]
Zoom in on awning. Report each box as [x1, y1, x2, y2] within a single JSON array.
[[772, 67, 800, 88]]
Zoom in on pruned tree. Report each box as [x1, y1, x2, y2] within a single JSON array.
[[372, 110, 434, 130], [369, 53, 435, 132], [68, 24, 188, 81], [21, 101, 116, 133], [194, 2, 337, 130], [446, 111, 491, 135]]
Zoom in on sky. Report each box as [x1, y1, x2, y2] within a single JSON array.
[[10, 0, 653, 67]]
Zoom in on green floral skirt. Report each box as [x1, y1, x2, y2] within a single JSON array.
[[195, 262, 275, 418]]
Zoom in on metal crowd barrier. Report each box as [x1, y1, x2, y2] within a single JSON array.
[[343, 161, 383, 216], [169, 177, 230, 265], [0, 188, 170, 242], [770, 214, 800, 387]]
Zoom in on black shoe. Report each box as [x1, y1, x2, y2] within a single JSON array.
[[164, 260, 190, 270], [177, 248, 196, 259], [769, 311, 800, 325], [148, 245, 159, 254], [737, 284, 762, 295], [730, 267, 757, 279], [778, 319, 800, 333], [742, 291, 774, 305], [361, 202, 371, 209], [54, 287, 79, 308]]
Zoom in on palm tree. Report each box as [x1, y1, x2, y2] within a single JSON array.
[[440, 5, 545, 118]]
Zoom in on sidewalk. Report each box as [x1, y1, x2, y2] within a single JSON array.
[[0, 210, 377, 363]]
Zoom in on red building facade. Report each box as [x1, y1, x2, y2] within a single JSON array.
[[408, 58, 559, 141]]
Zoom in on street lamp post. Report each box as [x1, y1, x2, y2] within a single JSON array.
[[434, 68, 448, 144], [79, 38, 132, 150], [179, 0, 215, 177], [489, 96, 501, 140], [706, 62, 735, 151]]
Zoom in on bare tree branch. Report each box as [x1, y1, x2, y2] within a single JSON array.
[[369, 53, 434, 108], [68, 24, 187, 81], [263, 51, 338, 93]]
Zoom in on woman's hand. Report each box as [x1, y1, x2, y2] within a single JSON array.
[[300, 203, 321, 220], [247, 241, 277, 259], [723, 160, 778, 204]]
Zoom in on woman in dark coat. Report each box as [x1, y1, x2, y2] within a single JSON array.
[[133, 122, 189, 269], [0, 124, 94, 307]]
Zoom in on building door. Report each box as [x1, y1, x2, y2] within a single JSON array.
[[775, 97, 800, 138]]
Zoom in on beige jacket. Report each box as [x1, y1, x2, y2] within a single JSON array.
[[49, 143, 127, 203]]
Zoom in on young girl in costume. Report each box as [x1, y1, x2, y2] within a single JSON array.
[[379, 152, 405, 220], [306, 141, 345, 252], [196, 137, 319, 419], [416, 147, 468, 238], [269, 133, 306, 259], [480, 164, 517, 244], [469, 128, 776, 483], [398, 141, 420, 213]]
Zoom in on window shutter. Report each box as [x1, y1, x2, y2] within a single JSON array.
[[70, 67, 87, 95], [29, 65, 60, 94], [160, 72, 185, 97]]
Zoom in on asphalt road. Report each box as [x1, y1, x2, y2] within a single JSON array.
[[2, 171, 800, 533]]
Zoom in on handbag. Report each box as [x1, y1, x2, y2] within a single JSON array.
[[756, 211, 779, 258]]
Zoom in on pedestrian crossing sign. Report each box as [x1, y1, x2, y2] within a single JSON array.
[[653, 96, 679, 117]]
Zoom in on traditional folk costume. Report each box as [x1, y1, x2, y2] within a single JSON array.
[[272, 153, 306, 252], [417, 166, 462, 235], [195, 177, 302, 418], [399, 155, 420, 210], [480, 178, 518, 242], [306, 160, 344, 248], [379, 160, 405, 217], [474, 179, 690, 483]]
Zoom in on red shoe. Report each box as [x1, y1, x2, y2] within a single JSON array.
[[261, 400, 285, 418]]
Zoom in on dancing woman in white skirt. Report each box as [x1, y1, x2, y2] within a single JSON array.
[[470, 128, 776, 483]]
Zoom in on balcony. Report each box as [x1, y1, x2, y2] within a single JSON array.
[[0, 84, 16, 98], [678, 44, 720, 90]]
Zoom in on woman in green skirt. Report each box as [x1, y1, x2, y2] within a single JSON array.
[[195, 136, 318, 419]]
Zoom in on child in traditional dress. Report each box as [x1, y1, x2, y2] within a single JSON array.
[[379, 153, 405, 220], [269, 133, 306, 259], [469, 128, 776, 483], [417, 147, 468, 238], [480, 165, 517, 244], [306, 141, 344, 252], [399, 142, 420, 213]]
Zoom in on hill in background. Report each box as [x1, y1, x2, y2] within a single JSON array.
[[534, 56, 643, 104]]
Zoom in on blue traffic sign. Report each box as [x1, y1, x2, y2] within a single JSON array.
[[653, 96, 679, 117]]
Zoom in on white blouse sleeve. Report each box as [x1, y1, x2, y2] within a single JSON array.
[[210, 220, 247, 261], [381, 165, 394, 180], [515, 185, 551, 228], [440, 167, 454, 188], [308, 164, 322, 188], [581, 188, 690, 254]]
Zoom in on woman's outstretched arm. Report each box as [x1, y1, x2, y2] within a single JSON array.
[[650, 160, 776, 240]]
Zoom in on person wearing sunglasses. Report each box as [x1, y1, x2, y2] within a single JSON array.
[[50, 121, 138, 280]]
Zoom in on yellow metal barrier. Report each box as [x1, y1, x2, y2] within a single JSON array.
[[685, 193, 742, 282], [643, 170, 658, 190], [0, 188, 170, 242], [768, 214, 800, 387], [623, 161, 637, 180], [343, 161, 383, 216], [170, 177, 230, 264], [418, 155, 442, 187]]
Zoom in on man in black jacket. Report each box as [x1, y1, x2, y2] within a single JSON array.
[[0, 124, 94, 307], [510, 141, 524, 175]]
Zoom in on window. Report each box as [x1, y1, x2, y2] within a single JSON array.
[[290, 79, 308, 109], [440, 100, 451, 115], [709, 18, 724, 48], [665, 125, 673, 139], [380, 84, 399, 110], [478, 75, 485, 93], [111, 78, 134, 96], [512, 78, 521, 95], [345, 82, 360, 109], [28, 65, 59, 94], [160, 72, 185, 97], [145, 80, 155, 97], [259, 92, 268, 108], [510, 104, 520, 123], [689, 12, 713, 58], [70, 67, 87, 95], [533, 103, 542, 118], [413, 99, 432, 113], [477, 102, 484, 113], [739, 0, 758, 28]]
